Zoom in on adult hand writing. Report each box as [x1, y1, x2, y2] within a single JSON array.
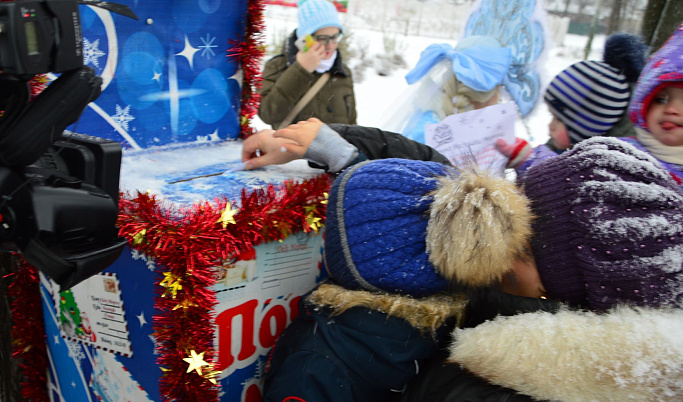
[[241, 129, 298, 170]]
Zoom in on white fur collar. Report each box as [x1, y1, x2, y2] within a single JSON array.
[[448, 307, 683, 401]]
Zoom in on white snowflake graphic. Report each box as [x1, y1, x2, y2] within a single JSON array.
[[199, 33, 217, 58], [83, 37, 105, 68], [112, 104, 135, 132], [67, 339, 86, 361], [148, 334, 160, 355], [131, 249, 157, 271]]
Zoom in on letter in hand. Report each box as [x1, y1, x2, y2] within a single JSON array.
[[241, 118, 324, 170]]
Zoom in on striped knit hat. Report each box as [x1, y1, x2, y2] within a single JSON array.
[[544, 33, 646, 145], [296, 0, 343, 39]]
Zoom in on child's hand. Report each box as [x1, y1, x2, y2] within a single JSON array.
[[496, 138, 533, 169], [241, 129, 299, 170], [273, 118, 322, 156]]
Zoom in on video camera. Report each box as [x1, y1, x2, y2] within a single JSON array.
[[0, 0, 137, 290]]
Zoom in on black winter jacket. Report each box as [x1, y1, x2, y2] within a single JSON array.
[[324, 123, 452, 170]]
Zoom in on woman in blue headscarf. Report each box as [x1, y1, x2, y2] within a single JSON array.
[[380, 36, 512, 143]]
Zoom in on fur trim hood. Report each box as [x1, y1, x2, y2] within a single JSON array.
[[307, 282, 468, 334], [448, 307, 683, 401]]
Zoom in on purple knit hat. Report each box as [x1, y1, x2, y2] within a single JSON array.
[[629, 23, 683, 130], [523, 137, 683, 311]]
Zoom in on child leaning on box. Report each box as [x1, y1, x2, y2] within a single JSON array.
[[401, 136, 683, 402], [261, 158, 534, 402]]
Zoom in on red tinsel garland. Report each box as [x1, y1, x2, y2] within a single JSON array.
[[9, 260, 49, 402], [6, 12, 51, 395], [227, 0, 266, 138], [117, 173, 331, 401], [29, 74, 50, 99]]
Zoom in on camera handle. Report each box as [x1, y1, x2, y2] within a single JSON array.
[[0, 66, 102, 167], [23, 236, 126, 290]]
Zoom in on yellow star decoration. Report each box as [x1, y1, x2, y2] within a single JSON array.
[[306, 214, 322, 233], [322, 192, 328, 204], [203, 367, 222, 385], [160, 271, 183, 298], [183, 350, 210, 375], [132, 229, 147, 246], [305, 205, 323, 234], [173, 299, 198, 311], [217, 203, 237, 229]]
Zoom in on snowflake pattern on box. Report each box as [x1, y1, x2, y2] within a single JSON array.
[[74, 0, 246, 149]]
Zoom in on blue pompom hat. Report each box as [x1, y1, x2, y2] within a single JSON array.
[[296, 0, 343, 38], [324, 158, 534, 297]]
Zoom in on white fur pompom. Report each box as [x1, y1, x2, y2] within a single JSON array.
[[426, 170, 533, 287]]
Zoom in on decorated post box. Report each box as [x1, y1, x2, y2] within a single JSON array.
[[7, 1, 331, 401]]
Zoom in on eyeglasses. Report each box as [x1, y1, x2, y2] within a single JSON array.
[[313, 32, 343, 46]]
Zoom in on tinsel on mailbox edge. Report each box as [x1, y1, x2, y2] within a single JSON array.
[[9, 260, 49, 402], [117, 173, 331, 401], [227, 0, 266, 138]]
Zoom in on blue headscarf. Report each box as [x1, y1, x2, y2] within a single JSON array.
[[405, 36, 512, 92]]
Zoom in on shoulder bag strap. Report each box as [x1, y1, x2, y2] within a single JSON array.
[[276, 72, 331, 130]]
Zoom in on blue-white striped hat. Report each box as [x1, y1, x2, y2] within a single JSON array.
[[544, 60, 631, 145]]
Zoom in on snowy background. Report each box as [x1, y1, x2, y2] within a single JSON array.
[[119, 2, 608, 204], [252, 3, 607, 148]]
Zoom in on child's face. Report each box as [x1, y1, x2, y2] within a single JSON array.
[[646, 86, 683, 146], [549, 115, 571, 150], [501, 256, 546, 298]]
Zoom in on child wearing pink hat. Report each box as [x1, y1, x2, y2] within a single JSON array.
[[622, 23, 683, 187]]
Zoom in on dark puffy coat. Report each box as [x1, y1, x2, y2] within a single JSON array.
[[258, 31, 357, 128], [262, 284, 463, 402]]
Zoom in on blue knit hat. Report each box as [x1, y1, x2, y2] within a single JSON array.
[[544, 33, 646, 145], [296, 0, 343, 38], [324, 159, 533, 297]]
